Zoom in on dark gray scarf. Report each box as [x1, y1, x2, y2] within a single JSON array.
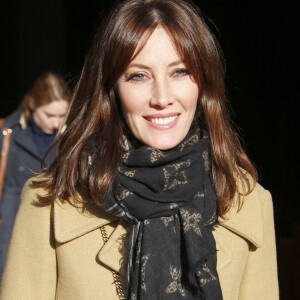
[[105, 128, 223, 300]]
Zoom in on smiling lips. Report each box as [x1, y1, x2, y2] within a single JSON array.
[[144, 113, 180, 129]]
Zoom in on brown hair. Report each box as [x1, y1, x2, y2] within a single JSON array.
[[35, 0, 256, 217], [21, 72, 71, 120]]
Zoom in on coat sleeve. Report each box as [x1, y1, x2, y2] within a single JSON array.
[[0, 179, 57, 300], [239, 189, 279, 299]]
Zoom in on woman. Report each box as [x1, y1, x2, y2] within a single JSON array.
[[0, 1, 278, 299], [0, 72, 70, 278]]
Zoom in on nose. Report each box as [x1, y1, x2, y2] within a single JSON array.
[[150, 78, 173, 108], [52, 117, 60, 129]]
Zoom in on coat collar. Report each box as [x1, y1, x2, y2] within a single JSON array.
[[212, 182, 265, 272], [53, 181, 264, 273], [14, 129, 42, 160], [15, 111, 58, 164], [19, 112, 27, 129], [218, 181, 264, 248], [3, 110, 42, 160], [53, 199, 118, 244], [53, 197, 126, 273]]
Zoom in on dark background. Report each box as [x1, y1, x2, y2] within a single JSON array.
[[0, 0, 299, 298]]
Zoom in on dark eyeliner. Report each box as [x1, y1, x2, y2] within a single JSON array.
[[179, 68, 190, 74], [126, 73, 145, 81]]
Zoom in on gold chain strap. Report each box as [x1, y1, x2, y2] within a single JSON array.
[[100, 226, 125, 300]]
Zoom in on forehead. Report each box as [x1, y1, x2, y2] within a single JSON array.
[[131, 26, 182, 63], [37, 99, 68, 113]]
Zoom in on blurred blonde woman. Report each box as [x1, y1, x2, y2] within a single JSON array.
[[0, 72, 70, 278]]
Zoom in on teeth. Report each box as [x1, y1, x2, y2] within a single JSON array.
[[150, 115, 178, 125]]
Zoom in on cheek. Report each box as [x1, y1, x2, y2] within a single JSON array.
[[33, 110, 42, 123], [39, 115, 51, 128], [191, 95, 199, 113], [119, 89, 142, 119], [178, 84, 199, 111], [121, 99, 135, 116], [40, 114, 47, 123]]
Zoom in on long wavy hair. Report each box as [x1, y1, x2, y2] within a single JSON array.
[[35, 0, 256, 217]]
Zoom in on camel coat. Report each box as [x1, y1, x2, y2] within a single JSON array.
[[0, 179, 279, 300]]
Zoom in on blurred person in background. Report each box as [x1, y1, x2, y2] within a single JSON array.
[[0, 72, 70, 278]]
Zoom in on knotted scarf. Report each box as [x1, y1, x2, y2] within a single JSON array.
[[105, 128, 223, 299]]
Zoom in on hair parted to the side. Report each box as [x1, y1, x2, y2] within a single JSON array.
[[20, 72, 71, 121], [34, 0, 256, 217]]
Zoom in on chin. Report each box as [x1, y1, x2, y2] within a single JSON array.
[[146, 138, 182, 151], [43, 129, 54, 135]]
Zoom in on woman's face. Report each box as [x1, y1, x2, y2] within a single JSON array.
[[117, 27, 199, 150], [32, 99, 69, 134]]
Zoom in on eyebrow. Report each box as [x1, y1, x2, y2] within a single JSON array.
[[45, 112, 65, 117], [168, 60, 185, 67], [127, 60, 184, 70]]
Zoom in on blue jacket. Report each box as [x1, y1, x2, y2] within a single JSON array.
[[0, 110, 56, 277]]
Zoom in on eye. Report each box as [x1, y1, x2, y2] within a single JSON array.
[[126, 72, 148, 82], [173, 68, 191, 77], [45, 113, 55, 118]]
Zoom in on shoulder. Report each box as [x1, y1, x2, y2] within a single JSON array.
[[229, 172, 272, 218], [234, 170, 271, 213], [1, 110, 23, 129], [240, 179, 271, 210], [218, 177, 273, 248], [21, 176, 50, 202], [1, 110, 23, 145], [16, 177, 53, 224]]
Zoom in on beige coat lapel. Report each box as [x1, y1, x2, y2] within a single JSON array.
[[97, 220, 129, 272], [53, 199, 118, 244], [219, 183, 264, 248], [214, 183, 264, 271], [53, 197, 126, 273]]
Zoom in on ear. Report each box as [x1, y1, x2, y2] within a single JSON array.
[[27, 96, 35, 110]]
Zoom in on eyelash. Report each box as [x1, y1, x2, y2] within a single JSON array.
[[126, 68, 191, 82], [174, 68, 191, 76], [126, 73, 146, 82]]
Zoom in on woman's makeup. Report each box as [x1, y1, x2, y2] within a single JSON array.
[[117, 27, 198, 150], [143, 113, 180, 129]]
